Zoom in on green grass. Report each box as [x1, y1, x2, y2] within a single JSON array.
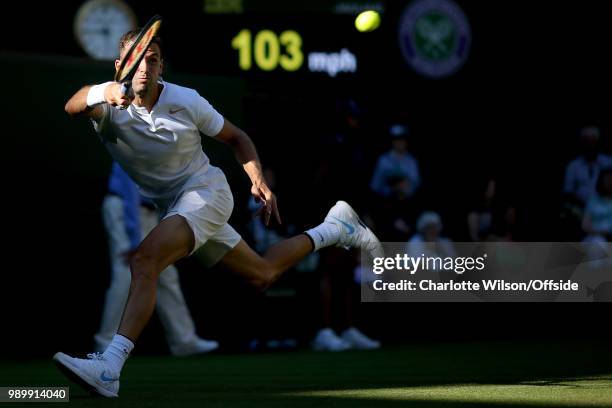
[[1, 341, 611, 407]]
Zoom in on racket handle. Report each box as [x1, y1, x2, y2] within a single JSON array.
[[117, 82, 132, 110], [120, 82, 131, 96]]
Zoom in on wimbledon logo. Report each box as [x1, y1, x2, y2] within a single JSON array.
[[398, 0, 471, 78]]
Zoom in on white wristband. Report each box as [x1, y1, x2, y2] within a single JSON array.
[[86, 82, 114, 107]]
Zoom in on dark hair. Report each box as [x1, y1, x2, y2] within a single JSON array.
[[118, 29, 163, 58], [596, 167, 612, 195]]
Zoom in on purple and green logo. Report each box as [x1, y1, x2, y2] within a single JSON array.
[[399, 0, 471, 78]]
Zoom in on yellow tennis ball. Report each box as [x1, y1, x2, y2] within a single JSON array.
[[355, 10, 381, 32]]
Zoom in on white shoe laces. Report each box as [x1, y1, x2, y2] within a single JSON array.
[[87, 352, 105, 361]]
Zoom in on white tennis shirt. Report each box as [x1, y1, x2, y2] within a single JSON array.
[[93, 81, 225, 200]]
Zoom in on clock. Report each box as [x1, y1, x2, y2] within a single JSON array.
[[74, 0, 137, 60]]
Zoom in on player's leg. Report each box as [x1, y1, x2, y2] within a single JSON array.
[[138, 205, 214, 355], [118, 214, 195, 341], [220, 200, 384, 290], [53, 214, 195, 398], [219, 235, 313, 289], [94, 195, 132, 352], [117, 177, 234, 339]]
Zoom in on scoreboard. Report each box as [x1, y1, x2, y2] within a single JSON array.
[[164, 12, 391, 81], [155, 0, 473, 83]]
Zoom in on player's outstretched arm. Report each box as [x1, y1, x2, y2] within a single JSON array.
[[214, 119, 281, 226], [65, 83, 133, 119]]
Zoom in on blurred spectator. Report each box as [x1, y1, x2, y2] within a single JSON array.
[[467, 177, 496, 241], [563, 126, 612, 206], [465, 175, 518, 242], [313, 98, 372, 211], [586, 282, 612, 302], [488, 205, 518, 242], [312, 249, 380, 352], [559, 195, 586, 242], [406, 211, 456, 265], [369, 174, 419, 242], [96, 162, 218, 356], [370, 123, 421, 198], [582, 167, 612, 243]]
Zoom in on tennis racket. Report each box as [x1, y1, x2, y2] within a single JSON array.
[[114, 15, 162, 108]]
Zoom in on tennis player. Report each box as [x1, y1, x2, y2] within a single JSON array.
[[54, 29, 382, 398]]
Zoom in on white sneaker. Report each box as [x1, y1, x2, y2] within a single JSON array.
[[312, 328, 352, 352], [53, 352, 119, 398], [325, 201, 384, 259], [171, 338, 219, 357], [341, 327, 381, 350]]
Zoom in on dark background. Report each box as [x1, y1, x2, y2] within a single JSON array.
[[1, 0, 610, 358]]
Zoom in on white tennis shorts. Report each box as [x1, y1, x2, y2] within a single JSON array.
[[157, 166, 242, 266]]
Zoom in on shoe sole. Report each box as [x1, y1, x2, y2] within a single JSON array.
[[53, 353, 117, 398]]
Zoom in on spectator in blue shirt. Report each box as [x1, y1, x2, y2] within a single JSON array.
[[370, 123, 421, 198]]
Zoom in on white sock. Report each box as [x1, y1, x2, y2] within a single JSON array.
[[102, 334, 134, 373], [305, 222, 341, 252]]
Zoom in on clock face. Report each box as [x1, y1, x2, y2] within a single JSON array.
[[74, 0, 137, 60]]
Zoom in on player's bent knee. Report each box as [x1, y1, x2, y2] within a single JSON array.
[[222, 244, 278, 290]]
